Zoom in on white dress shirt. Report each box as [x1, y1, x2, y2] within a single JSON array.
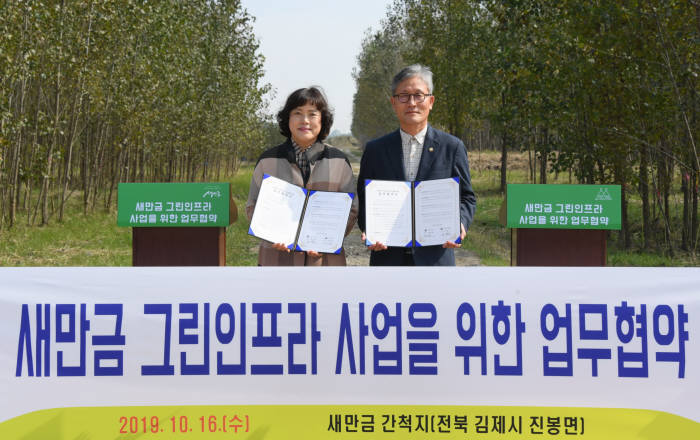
[[400, 126, 428, 181]]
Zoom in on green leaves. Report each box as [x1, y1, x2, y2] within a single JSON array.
[[351, 25, 408, 145], [0, 0, 268, 225], [353, 0, 699, 253]]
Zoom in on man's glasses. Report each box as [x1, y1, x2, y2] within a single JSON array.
[[393, 93, 432, 103]]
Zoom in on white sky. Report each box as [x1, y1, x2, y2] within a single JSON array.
[[241, 0, 394, 134]]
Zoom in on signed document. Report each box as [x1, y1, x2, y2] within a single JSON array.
[[414, 177, 460, 246], [249, 175, 306, 247], [364, 180, 413, 247], [296, 190, 354, 254], [364, 177, 460, 247], [249, 174, 353, 254]]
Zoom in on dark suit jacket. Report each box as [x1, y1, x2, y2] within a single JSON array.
[[357, 125, 477, 266]]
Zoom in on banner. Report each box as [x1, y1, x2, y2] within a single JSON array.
[[1, 267, 698, 439]]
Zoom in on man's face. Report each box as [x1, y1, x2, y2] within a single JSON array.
[[390, 76, 434, 134]]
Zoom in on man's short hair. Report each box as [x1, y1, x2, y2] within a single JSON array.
[[391, 64, 434, 95]]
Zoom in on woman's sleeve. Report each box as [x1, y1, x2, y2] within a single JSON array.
[[340, 160, 358, 236], [246, 161, 265, 222]]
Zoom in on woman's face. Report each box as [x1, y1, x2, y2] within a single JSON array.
[[289, 103, 322, 148]]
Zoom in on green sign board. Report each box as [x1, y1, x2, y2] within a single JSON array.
[[117, 183, 232, 227], [506, 184, 621, 230]]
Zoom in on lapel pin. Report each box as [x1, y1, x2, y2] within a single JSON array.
[[429, 147, 434, 152]]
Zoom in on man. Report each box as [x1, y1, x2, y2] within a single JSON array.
[[357, 64, 477, 266]]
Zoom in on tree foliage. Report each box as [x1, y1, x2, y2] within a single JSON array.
[[350, 19, 408, 146], [0, 0, 268, 227], [352, 0, 699, 256]]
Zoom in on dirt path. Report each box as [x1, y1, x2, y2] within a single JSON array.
[[335, 142, 482, 267]]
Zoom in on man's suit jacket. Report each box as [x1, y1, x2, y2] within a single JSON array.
[[357, 125, 477, 266]]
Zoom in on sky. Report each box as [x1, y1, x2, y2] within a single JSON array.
[[241, 0, 394, 135]]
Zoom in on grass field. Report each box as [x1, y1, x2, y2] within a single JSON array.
[[0, 169, 260, 267], [0, 149, 697, 267], [467, 151, 698, 267]]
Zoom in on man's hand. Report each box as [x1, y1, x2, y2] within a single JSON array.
[[443, 224, 466, 249], [306, 250, 322, 258], [361, 232, 388, 251]]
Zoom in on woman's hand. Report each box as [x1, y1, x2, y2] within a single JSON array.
[[271, 243, 291, 253], [272, 243, 322, 258]]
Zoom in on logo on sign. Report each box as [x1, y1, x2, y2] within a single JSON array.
[[595, 188, 612, 201], [202, 186, 222, 199]]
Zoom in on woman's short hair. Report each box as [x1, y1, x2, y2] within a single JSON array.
[[277, 86, 334, 141]]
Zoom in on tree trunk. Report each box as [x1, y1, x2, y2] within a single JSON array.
[[500, 130, 508, 194], [539, 127, 548, 184], [89, 122, 107, 211], [640, 144, 651, 249], [60, 92, 80, 222], [615, 164, 631, 249], [499, 91, 508, 194], [43, 66, 61, 225], [27, 76, 43, 225], [82, 121, 91, 213], [10, 76, 28, 228], [693, 168, 699, 254], [682, 170, 690, 250], [107, 141, 125, 210], [527, 126, 535, 183], [42, 0, 67, 225], [658, 137, 674, 255]]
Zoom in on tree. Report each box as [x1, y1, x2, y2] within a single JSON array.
[[0, 0, 269, 227], [351, 21, 408, 146]]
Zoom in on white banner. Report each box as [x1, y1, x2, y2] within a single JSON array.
[[0, 267, 698, 439]]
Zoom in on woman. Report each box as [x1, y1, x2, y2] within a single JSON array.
[[246, 86, 358, 266]]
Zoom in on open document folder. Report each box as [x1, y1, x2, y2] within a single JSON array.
[[249, 174, 354, 254], [364, 177, 461, 247]]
